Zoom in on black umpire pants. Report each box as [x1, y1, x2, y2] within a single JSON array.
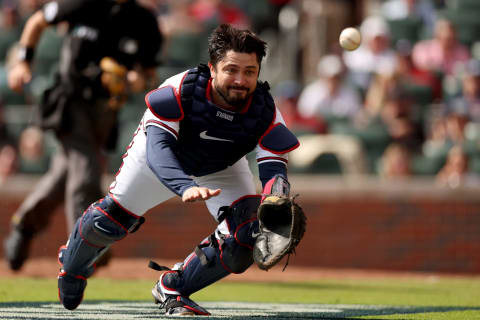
[[10, 97, 116, 236]]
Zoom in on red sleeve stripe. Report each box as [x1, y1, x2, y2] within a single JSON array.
[[145, 120, 179, 139], [256, 157, 288, 164]]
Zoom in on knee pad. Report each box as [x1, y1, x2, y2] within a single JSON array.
[[61, 195, 144, 277], [218, 195, 261, 274]]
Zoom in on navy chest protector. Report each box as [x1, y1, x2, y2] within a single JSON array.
[[174, 64, 276, 176]]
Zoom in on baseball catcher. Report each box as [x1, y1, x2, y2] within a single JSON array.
[[253, 175, 306, 270], [56, 24, 303, 315]]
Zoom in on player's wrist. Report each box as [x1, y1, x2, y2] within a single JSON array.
[[262, 174, 290, 200], [180, 183, 199, 196], [17, 46, 35, 64]]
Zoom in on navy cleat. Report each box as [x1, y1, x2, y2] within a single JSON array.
[[57, 245, 88, 310], [151, 275, 210, 316], [3, 229, 32, 271]]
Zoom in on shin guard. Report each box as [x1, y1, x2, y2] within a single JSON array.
[[60, 195, 144, 277], [160, 195, 261, 297]]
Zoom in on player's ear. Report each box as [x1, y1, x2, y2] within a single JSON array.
[[208, 62, 216, 78]]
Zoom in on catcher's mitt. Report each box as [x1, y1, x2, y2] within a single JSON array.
[[253, 195, 306, 271]]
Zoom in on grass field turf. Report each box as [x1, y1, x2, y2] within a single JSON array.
[[1, 275, 480, 319]]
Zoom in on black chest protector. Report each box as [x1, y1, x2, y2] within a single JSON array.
[[175, 64, 276, 177]]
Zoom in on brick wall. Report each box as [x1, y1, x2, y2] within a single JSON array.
[[1, 175, 480, 274]]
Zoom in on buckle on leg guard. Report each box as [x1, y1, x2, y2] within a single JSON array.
[[128, 217, 145, 233]]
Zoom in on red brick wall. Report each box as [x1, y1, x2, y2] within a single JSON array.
[[1, 176, 480, 274]]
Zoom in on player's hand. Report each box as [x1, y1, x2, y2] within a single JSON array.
[[182, 187, 221, 203], [8, 62, 32, 93]]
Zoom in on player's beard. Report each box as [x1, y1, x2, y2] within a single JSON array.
[[214, 82, 254, 110]]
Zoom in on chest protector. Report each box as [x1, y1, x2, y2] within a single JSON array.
[[176, 64, 275, 176]]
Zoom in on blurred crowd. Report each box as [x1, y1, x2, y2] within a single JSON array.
[[278, 0, 480, 188], [1, 0, 480, 188]]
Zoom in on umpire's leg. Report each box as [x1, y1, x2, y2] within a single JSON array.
[[3, 150, 67, 271], [61, 102, 106, 232]]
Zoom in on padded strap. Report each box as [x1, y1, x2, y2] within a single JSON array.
[[96, 196, 145, 233], [148, 260, 171, 272]]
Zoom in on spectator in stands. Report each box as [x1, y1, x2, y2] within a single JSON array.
[[423, 111, 468, 162], [363, 73, 423, 148], [412, 17, 470, 76], [16, 126, 49, 174], [0, 143, 17, 183], [272, 80, 304, 129], [447, 59, 480, 122], [381, 0, 438, 38], [378, 142, 412, 179], [345, 85, 421, 172], [394, 39, 442, 102], [380, 87, 423, 150], [343, 15, 398, 91], [0, 1, 22, 62], [189, 0, 250, 31], [297, 54, 362, 132], [0, 102, 18, 183], [18, 0, 44, 21], [435, 144, 478, 187], [364, 72, 401, 117]]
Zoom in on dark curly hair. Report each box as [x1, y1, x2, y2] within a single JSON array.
[[208, 24, 267, 67]]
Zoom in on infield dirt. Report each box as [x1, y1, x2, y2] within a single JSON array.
[[0, 257, 465, 282]]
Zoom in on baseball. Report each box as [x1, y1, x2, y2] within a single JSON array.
[[339, 27, 361, 51]]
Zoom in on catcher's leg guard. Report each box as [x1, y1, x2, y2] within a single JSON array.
[[58, 195, 144, 310], [156, 196, 260, 307]]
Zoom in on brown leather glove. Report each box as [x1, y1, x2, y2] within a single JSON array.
[[253, 195, 306, 270]]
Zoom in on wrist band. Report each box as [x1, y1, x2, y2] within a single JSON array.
[[17, 46, 35, 63]]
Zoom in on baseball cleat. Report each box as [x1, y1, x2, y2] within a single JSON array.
[[152, 279, 210, 316], [3, 229, 32, 271], [58, 270, 87, 310]]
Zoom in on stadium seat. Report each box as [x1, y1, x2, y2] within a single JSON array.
[[447, 0, 480, 11], [442, 9, 480, 47], [387, 17, 424, 45], [289, 134, 368, 175]]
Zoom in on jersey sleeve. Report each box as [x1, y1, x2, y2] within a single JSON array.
[[43, 0, 93, 24], [146, 125, 197, 196]]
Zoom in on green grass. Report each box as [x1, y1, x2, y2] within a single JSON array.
[[1, 276, 480, 319]]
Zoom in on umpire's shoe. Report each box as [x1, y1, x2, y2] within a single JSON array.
[[57, 246, 87, 310], [3, 229, 32, 271], [151, 275, 210, 316]]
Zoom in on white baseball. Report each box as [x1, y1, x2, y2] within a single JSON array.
[[339, 27, 361, 51]]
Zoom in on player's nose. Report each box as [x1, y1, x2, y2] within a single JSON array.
[[233, 74, 247, 86]]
